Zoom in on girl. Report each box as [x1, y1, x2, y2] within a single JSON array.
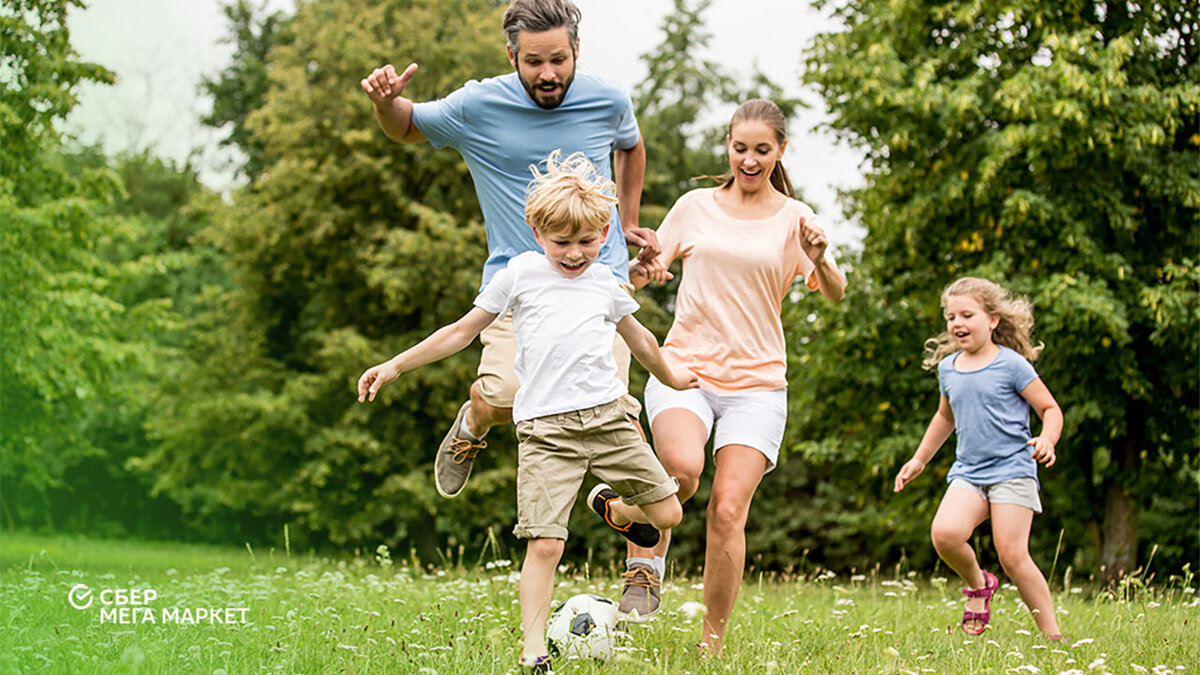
[[625, 98, 846, 656], [894, 277, 1064, 639]]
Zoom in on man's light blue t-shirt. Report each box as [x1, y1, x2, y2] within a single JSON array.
[[412, 72, 640, 289], [939, 346, 1041, 486]]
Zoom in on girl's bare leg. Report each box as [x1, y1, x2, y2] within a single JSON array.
[[991, 503, 1061, 636], [930, 487, 991, 631]]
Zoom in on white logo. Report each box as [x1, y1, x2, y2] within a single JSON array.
[[66, 584, 248, 626], [68, 584, 94, 610]]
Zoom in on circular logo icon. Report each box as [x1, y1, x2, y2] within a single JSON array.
[[68, 584, 93, 610]]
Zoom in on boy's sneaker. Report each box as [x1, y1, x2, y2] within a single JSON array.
[[434, 402, 486, 499], [617, 562, 662, 622], [587, 483, 661, 548], [518, 652, 552, 673]]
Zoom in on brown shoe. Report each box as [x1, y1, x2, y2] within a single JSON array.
[[434, 402, 486, 498], [617, 562, 662, 622]]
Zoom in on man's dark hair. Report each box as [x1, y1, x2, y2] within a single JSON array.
[[502, 0, 581, 55]]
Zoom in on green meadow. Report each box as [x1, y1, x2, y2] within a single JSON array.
[[2, 531, 1195, 674]]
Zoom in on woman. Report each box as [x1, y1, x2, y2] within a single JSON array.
[[624, 99, 845, 656]]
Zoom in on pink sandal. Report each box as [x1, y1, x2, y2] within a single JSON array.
[[961, 570, 998, 635]]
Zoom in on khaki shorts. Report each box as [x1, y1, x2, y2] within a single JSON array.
[[948, 477, 1043, 513], [512, 399, 679, 540], [476, 283, 642, 419]]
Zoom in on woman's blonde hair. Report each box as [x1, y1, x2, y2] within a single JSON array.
[[922, 277, 1043, 369], [525, 150, 616, 237]]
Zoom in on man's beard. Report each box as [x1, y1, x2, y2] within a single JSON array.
[[521, 71, 574, 110]]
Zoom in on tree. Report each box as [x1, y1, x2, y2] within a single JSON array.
[[140, 0, 510, 554], [634, 0, 803, 224], [801, 0, 1198, 576], [0, 0, 131, 527], [200, 0, 294, 180]]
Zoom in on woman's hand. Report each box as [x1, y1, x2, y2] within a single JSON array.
[[798, 214, 829, 263]]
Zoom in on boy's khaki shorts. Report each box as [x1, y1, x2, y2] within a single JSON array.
[[512, 399, 679, 541], [476, 283, 642, 419]]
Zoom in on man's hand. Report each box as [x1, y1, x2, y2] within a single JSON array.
[[625, 226, 660, 260], [361, 63, 418, 106]]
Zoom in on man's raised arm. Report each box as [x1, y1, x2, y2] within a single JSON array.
[[361, 63, 427, 144]]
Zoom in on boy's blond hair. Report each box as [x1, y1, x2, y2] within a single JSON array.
[[525, 150, 616, 237], [922, 277, 1044, 369]]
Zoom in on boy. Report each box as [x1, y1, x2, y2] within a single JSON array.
[[356, 151, 695, 671]]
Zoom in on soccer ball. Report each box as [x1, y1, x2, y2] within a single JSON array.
[[545, 593, 619, 661]]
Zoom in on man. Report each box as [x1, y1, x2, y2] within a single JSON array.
[[359, 0, 655, 506]]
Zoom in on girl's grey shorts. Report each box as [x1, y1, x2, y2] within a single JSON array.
[[948, 477, 1042, 513]]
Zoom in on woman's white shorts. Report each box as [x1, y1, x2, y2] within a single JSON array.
[[644, 375, 787, 474]]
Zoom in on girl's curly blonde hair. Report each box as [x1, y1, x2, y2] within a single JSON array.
[[922, 277, 1043, 370], [525, 150, 616, 237]]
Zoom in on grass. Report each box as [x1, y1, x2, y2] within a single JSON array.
[[1, 530, 1196, 674]]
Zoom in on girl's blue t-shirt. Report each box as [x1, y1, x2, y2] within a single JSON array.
[[412, 72, 640, 290], [938, 346, 1040, 486]]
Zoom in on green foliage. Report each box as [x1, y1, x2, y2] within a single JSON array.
[[200, 0, 294, 179], [141, 0, 510, 552], [0, 0, 113, 205], [797, 0, 1199, 574], [0, 0, 149, 529]]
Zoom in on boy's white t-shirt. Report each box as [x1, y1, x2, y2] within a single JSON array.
[[474, 251, 640, 422]]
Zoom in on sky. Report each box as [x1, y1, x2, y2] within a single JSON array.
[[66, 0, 866, 247]]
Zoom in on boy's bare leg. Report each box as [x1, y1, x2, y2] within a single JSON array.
[[991, 503, 1061, 636], [606, 495, 682, 532], [519, 538, 565, 659], [699, 444, 766, 657]]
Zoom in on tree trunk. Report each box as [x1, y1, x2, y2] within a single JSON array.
[[1100, 406, 1143, 581], [1100, 479, 1138, 580]]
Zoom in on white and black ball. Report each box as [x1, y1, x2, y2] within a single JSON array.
[[545, 593, 619, 661]]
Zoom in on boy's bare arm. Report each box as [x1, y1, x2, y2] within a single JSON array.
[[357, 306, 497, 402], [615, 315, 698, 391]]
